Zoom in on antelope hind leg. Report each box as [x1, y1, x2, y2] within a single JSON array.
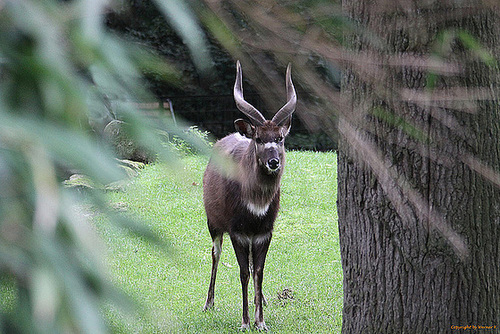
[[204, 234, 222, 311]]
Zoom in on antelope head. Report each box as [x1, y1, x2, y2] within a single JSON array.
[[233, 61, 297, 174]]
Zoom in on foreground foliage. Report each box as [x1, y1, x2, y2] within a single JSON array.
[[0, 1, 200, 332]]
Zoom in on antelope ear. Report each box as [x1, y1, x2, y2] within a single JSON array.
[[234, 119, 255, 138], [280, 116, 292, 137]]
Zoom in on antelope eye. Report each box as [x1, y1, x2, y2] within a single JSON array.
[[255, 137, 263, 144], [275, 136, 283, 143]]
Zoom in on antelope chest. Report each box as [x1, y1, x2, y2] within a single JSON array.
[[230, 195, 280, 236]]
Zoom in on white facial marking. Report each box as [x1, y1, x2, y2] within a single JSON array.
[[246, 201, 270, 217], [264, 142, 278, 149]]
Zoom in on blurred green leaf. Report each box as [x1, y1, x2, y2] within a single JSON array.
[[153, 0, 213, 75], [372, 107, 429, 143], [0, 113, 124, 185], [200, 9, 241, 57], [457, 30, 497, 67], [0, 0, 198, 332]]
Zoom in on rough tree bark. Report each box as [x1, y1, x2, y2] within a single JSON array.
[[338, 2, 500, 333]]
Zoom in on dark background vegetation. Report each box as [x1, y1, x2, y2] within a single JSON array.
[[106, 0, 338, 151]]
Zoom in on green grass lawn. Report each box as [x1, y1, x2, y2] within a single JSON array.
[[95, 151, 342, 333]]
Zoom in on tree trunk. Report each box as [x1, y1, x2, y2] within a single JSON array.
[[338, 2, 500, 333]]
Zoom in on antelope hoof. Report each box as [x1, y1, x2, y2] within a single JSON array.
[[255, 322, 269, 331], [203, 301, 214, 312], [239, 323, 250, 331]]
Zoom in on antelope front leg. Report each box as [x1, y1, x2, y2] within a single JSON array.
[[231, 235, 251, 330], [252, 234, 271, 331]]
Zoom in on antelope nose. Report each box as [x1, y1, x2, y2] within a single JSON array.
[[268, 158, 280, 170]]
